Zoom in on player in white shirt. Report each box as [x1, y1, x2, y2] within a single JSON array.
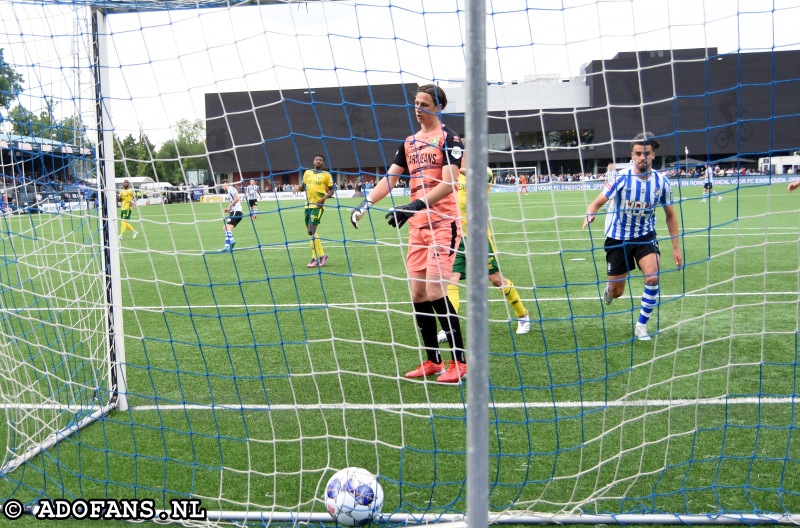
[[700, 166, 722, 203], [245, 179, 260, 219], [606, 162, 618, 182], [583, 132, 683, 341], [221, 179, 242, 251]]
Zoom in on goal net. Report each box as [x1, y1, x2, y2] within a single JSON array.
[[1, 0, 799, 525]]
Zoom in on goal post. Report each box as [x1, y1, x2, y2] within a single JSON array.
[[0, 7, 125, 479], [1, 0, 800, 526], [94, 7, 129, 413]]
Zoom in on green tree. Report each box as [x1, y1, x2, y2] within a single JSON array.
[[133, 131, 157, 178], [155, 119, 210, 185], [114, 133, 137, 178], [0, 48, 24, 113], [8, 104, 36, 136], [154, 139, 180, 184], [58, 115, 89, 146], [8, 101, 88, 146], [113, 131, 157, 180], [31, 97, 58, 139]]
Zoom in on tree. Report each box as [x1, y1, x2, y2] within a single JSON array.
[[0, 48, 24, 114], [36, 97, 58, 140], [154, 139, 180, 184], [113, 131, 157, 180], [8, 104, 36, 136], [133, 131, 157, 179], [8, 101, 88, 146], [58, 115, 89, 146], [155, 119, 210, 185], [114, 133, 139, 178]]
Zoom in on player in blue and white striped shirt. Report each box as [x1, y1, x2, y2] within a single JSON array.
[[700, 166, 722, 203], [245, 179, 260, 219], [583, 132, 683, 341], [222, 179, 243, 251]]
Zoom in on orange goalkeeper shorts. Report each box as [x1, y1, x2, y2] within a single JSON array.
[[406, 220, 461, 279]]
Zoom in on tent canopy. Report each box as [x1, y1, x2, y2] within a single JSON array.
[[714, 155, 758, 164], [666, 157, 707, 168]]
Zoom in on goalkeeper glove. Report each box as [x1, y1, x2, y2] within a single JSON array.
[[350, 199, 372, 229], [386, 199, 426, 229]]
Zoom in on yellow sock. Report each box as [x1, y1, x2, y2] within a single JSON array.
[[502, 279, 527, 318], [310, 235, 325, 259], [447, 283, 460, 314], [120, 221, 133, 235]]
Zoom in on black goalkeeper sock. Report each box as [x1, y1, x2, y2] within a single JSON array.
[[413, 301, 441, 363], [430, 296, 466, 364]]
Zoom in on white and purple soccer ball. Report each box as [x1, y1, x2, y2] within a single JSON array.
[[324, 467, 384, 526]]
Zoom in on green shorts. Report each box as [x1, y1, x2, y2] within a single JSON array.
[[452, 236, 500, 280], [305, 207, 324, 226], [120, 209, 133, 220]]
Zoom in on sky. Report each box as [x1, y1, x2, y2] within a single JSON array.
[[1, 0, 799, 147]]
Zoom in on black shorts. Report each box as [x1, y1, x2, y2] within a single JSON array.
[[703, 181, 713, 190], [604, 233, 660, 276], [226, 211, 243, 227], [248, 199, 258, 208]]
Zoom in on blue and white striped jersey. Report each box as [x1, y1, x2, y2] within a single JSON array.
[[602, 169, 673, 240], [245, 184, 260, 201], [228, 186, 242, 213]]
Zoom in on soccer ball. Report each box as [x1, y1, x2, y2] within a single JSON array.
[[324, 467, 384, 526]]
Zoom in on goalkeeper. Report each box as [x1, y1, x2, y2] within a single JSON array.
[[350, 84, 467, 384]]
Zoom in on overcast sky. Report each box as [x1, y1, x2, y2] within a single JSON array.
[[1, 0, 799, 146]]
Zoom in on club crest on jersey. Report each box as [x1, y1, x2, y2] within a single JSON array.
[[430, 137, 441, 148]]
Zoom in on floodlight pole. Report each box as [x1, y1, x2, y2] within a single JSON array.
[[465, 0, 488, 527]]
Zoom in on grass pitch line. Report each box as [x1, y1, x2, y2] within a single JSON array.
[[6, 397, 800, 412], [120, 289, 799, 313]]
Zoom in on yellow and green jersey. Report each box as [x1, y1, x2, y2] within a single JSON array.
[[456, 167, 494, 235], [302, 170, 333, 209], [119, 188, 135, 211]]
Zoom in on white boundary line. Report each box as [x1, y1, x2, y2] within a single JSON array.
[[3, 290, 796, 315], [3, 396, 800, 413]]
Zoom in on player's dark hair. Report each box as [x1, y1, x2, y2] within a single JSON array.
[[631, 131, 660, 151], [315, 154, 325, 161], [221, 179, 229, 184], [417, 84, 447, 110]]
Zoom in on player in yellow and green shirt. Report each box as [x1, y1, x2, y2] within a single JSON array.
[[302, 154, 335, 268], [439, 137, 531, 343], [118, 179, 138, 240]]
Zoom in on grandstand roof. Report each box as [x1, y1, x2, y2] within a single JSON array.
[[0, 133, 93, 156], [83, 176, 155, 187]]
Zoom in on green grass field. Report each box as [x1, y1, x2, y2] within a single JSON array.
[[1, 183, 799, 526]]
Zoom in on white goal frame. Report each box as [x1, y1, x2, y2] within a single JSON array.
[[2, 1, 798, 526]]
